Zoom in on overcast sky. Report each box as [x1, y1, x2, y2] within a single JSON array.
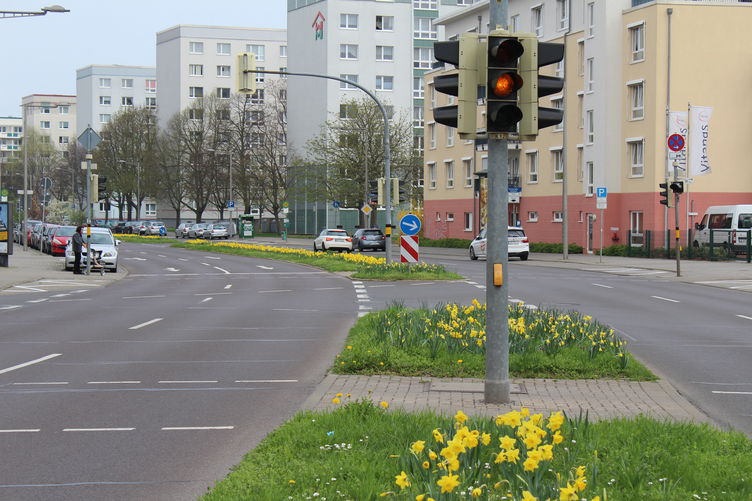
[[0, 1, 286, 117]]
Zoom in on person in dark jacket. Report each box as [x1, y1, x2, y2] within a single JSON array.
[[72, 225, 84, 274]]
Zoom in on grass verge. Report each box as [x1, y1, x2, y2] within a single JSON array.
[[201, 400, 752, 500]]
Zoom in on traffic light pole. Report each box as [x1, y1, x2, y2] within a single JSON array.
[[673, 161, 681, 277], [485, 0, 511, 404], [85, 153, 92, 275]]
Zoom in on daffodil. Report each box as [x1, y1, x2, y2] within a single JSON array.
[[410, 440, 426, 455], [522, 491, 538, 501], [437, 474, 460, 493], [559, 483, 579, 501], [394, 471, 410, 489]]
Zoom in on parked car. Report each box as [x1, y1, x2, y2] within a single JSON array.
[[212, 220, 236, 238], [313, 228, 352, 252], [64, 227, 119, 272], [30, 222, 45, 250], [187, 223, 208, 239], [203, 223, 231, 240], [48, 225, 76, 256], [352, 228, 386, 252], [111, 221, 129, 234], [23, 220, 42, 247], [469, 226, 529, 261], [123, 221, 141, 234], [174, 222, 195, 239], [40, 223, 60, 254], [143, 221, 166, 236]]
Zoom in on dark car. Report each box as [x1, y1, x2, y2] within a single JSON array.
[[111, 221, 129, 234], [352, 228, 386, 252]]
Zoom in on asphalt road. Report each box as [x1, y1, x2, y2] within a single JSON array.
[[0, 243, 356, 501]]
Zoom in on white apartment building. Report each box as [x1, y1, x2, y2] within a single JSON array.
[[0, 116, 23, 162], [21, 94, 76, 155], [75, 65, 157, 135], [155, 25, 287, 128]]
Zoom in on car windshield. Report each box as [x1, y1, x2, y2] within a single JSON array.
[[87, 233, 114, 245], [509, 230, 525, 238], [55, 227, 76, 237], [214, 225, 228, 230], [151, 222, 164, 226]]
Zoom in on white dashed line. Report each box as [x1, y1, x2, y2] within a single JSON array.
[[592, 283, 613, 289], [50, 293, 70, 298], [204, 256, 221, 260], [158, 380, 219, 384], [194, 292, 231, 296], [129, 318, 163, 330], [87, 381, 141, 385], [273, 308, 319, 312], [202, 263, 211, 266], [12, 382, 68, 386], [178, 258, 189, 262], [356, 294, 369, 299], [201, 297, 213, 303], [313, 287, 344, 291], [213, 266, 230, 274], [712, 391, 752, 396], [122, 295, 166, 299], [161, 426, 233, 431], [234, 379, 298, 383], [224, 284, 232, 289], [257, 265, 274, 270], [27, 298, 49, 303], [368, 284, 395, 288], [0, 354, 62, 375], [0, 305, 22, 311], [651, 296, 679, 303], [158, 254, 167, 258], [64, 428, 135, 432], [258, 290, 292, 293], [737, 315, 752, 321], [0, 429, 40, 433]]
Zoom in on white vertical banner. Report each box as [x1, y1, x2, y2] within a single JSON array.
[[668, 111, 687, 176], [689, 105, 713, 176]]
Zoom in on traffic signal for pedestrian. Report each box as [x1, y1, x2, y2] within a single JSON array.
[[659, 183, 672, 207], [518, 36, 565, 138], [90, 173, 99, 204], [432, 33, 481, 136], [97, 176, 108, 200], [670, 181, 684, 194], [486, 31, 525, 134], [237, 52, 257, 95]]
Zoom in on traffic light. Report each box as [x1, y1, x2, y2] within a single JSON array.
[[377, 177, 386, 206], [486, 31, 524, 134], [390, 177, 406, 206], [368, 180, 379, 205], [432, 33, 481, 136], [237, 52, 257, 95], [515, 36, 565, 138], [670, 181, 684, 194], [659, 183, 672, 207], [90, 173, 99, 204], [97, 176, 108, 200]]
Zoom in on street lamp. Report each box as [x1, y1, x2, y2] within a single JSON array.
[[0, 5, 69, 19]]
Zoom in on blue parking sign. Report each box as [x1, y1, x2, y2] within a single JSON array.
[[596, 187, 607, 198]]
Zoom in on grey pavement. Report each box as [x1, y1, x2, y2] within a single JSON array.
[[3, 241, 745, 427]]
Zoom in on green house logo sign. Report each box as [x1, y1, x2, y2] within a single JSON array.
[[312, 11, 325, 40]]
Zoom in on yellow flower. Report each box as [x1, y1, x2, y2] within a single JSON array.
[[331, 398, 341, 404], [522, 491, 538, 501], [410, 440, 426, 455], [432, 429, 444, 444], [288, 480, 296, 484], [539, 444, 554, 461], [428, 450, 438, 460], [494, 451, 506, 464], [481, 432, 491, 446], [499, 435, 516, 450], [575, 465, 586, 478], [422, 461, 430, 469], [454, 410, 468, 425], [416, 496, 425, 501], [457, 359, 463, 364], [335, 392, 343, 397], [574, 477, 587, 492], [523, 433, 542, 449], [506, 448, 520, 463], [552, 431, 564, 444], [437, 474, 460, 493], [380, 401, 389, 409], [559, 483, 579, 501], [523, 457, 539, 472], [395, 471, 410, 490], [547, 411, 565, 431], [471, 487, 482, 498]]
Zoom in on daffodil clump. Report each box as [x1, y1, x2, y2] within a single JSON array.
[[193, 239, 386, 265], [385, 408, 600, 501]]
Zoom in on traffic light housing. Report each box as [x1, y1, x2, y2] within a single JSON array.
[[670, 181, 684, 194], [518, 36, 565, 138], [486, 31, 525, 135], [368, 180, 379, 205], [432, 33, 481, 136], [390, 177, 406, 206], [90, 173, 99, 204], [237, 52, 257, 95], [377, 177, 386, 206], [659, 183, 672, 207], [97, 176, 108, 200]]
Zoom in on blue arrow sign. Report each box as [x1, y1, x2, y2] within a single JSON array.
[[399, 214, 421, 236]]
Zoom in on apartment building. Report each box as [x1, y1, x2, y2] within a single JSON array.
[[155, 25, 287, 127], [21, 94, 76, 155], [0, 117, 23, 162], [424, 0, 752, 251], [75, 65, 157, 135]]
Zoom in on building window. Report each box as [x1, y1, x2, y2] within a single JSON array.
[[189, 109, 203, 120], [121, 96, 134, 107], [99, 96, 111, 105], [280, 45, 287, 57], [630, 23, 645, 62], [247, 44, 265, 61], [586, 110, 594, 143], [144, 203, 157, 217], [587, 2, 595, 37], [217, 65, 231, 77], [446, 127, 454, 147], [99, 78, 111, 88], [145, 97, 156, 109], [510, 14, 519, 32], [413, 106, 424, 127], [376, 15, 394, 31], [121, 78, 133, 88], [189, 64, 203, 76], [528, 211, 538, 222], [526, 151, 538, 183], [414, 0, 437, 8], [553, 211, 563, 222], [585, 161, 594, 196], [189, 41, 204, 54], [463, 159, 473, 187], [250, 110, 264, 124], [445, 160, 454, 188], [428, 123, 436, 149], [586, 58, 594, 92], [629, 81, 644, 120], [40, 121, 50, 129], [413, 47, 434, 69], [446, 212, 454, 222], [464, 212, 473, 231], [340, 44, 358, 60], [414, 18, 436, 39], [413, 76, 424, 98], [339, 74, 358, 89], [339, 104, 355, 119], [630, 211, 644, 246], [189, 86, 204, 98], [551, 97, 563, 130], [217, 42, 231, 55], [59, 121, 69, 129], [557, 0, 569, 30], [40, 105, 51, 114], [578, 93, 584, 128], [414, 136, 425, 154], [145, 79, 156, 93], [531, 5, 543, 37], [250, 89, 264, 105], [376, 45, 394, 61], [255, 67, 265, 83], [217, 88, 231, 99], [59, 106, 69, 114], [280, 67, 287, 78], [552, 149, 564, 182], [628, 139, 644, 177], [428, 162, 437, 189], [58, 136, 69, 145], [99, 114, 111, 123], [340, 13, 358, 29]]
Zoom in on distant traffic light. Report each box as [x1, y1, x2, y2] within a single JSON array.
[[97, 176, 108, 200], [518, 36, 565, 138], [391, 177, 406, 206], [659, 183, 671, 207], [368, 180, 379, 205], [377, 177, 386, 206], [90, 173, 99, 204], [432, 33, 481, 136], [486, 31, 524, 134], [237, 52, 257, 95], [670, 181, 684, 194]]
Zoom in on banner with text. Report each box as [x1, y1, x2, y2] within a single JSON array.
[[668, 111, 687, 177], [689, 105, 713, 176]]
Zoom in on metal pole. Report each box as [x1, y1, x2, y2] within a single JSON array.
[[85, 153, 92, 275], [673, 161, 681, 276], [562, 1, 571, 260], [22, 104, 28, 251], [229, 152, 233, 222], [599, 208, 604, 263], [485, 0, 510, 404]]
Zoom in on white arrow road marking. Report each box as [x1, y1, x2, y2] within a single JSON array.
[[12, 286, 45, 292], [257, 265, 274, 270], [737, 315, 752, 321], [129, 318, 163, 330], [651, 295, 679, 303], [201, 298, 213, 303], [224, 284, 232, 289], [0, 354, 62, 375], [213, 266, 230, 274], [165, 267, 180, 272]]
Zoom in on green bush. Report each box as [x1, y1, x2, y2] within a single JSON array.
[[529, 242, 583, 254], [418, 237, 472, 248]]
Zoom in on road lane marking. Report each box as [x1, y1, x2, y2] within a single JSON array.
[[712, 391, 752, 395], [368, 284, 395, 288], [0, 429, 40, 433], [204, 256, 221, 260], [158, 380, 219, 384], [161, 426, 233, 431], [194, 292, 231, 296], [165, 267, 180, 272], [273, 308, 319, 312], [158, 254, 167, 258], [257, 265, 274, 270], [592, 283, 613, 289], [258, 289, 292, 293], [122, 295, 166, 299], [27, 298, 49, 303], [224, 284, 232, 289], [737, 315, 752, 321], [126, 257, 147, 261], [12, 286, 46, 292], [313, 287, 344, 291], [87, 381, 141, 384], [128, 318, 163, 330], [356, 294, 369, 299], [651, 296, 679, 303], [234, 379, 298, 383], [214, 266, 230, 274], [178, 258, 189, 262], [13, 382, 68, 385], [50, 293, 70, 298], [201, 297, 213, 303], [0, 354, 62, 375], [0, 305, 22, 311], [411, 282, 435, 286], [50, 298, 92, 303], [64, 428, 135, 432], [202, 263, 211, 266]]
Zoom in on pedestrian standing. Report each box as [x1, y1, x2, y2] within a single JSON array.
[[72, 225, 84, 274]]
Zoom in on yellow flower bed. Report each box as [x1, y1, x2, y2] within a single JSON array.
[[186, 240, 386, 265]]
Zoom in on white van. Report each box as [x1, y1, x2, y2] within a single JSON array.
[[693, 205, 752, 250]]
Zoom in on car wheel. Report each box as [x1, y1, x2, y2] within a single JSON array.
[[520, 252, 529, 261], [470, 247, 478, 260], [322, 243, 327, 251], [692, 240, 699, 248], [313, 243, 318, 252]]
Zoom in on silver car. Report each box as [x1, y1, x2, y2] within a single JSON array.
[[203, 223, 230, 240], [64, 227, 119, 272], [469, 226, 529, 261], [187, 223, 208, 239]]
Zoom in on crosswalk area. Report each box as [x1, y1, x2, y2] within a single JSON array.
[[579, 266, 673, 277], [0, 279, 102, 295]]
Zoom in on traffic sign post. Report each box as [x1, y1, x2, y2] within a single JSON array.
[[667, 133, 685, 152], [399, 214, 421, 236], [400, 235, 419, 263], [595, 187, 608, 262]]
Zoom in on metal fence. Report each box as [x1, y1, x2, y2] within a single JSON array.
[[624, 229, 751, 262]]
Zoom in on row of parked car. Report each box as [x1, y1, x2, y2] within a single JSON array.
[[110, 220, 166, 236], [175, 221, 236, 240]]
